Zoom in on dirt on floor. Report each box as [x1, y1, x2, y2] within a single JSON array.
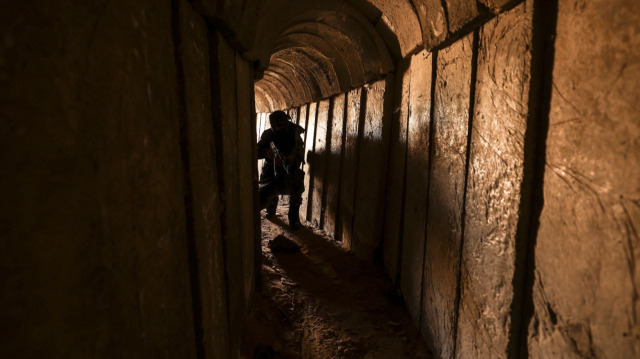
[[241, 206, 432, 359]]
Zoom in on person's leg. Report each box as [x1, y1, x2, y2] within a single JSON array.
[[288, 201, 301, 230], [259, 181, 279, 211], [259, 159, 274, 184], [265, 196, 279, 218]]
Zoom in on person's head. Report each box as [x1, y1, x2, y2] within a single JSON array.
[[269, 111, 291, 134]]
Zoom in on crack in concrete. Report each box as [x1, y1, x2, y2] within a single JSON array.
[[620, 201, 639, 325], [551, 80, 584, 117]]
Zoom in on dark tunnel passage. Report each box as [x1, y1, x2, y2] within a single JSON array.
[[1, 0, 639, 358]]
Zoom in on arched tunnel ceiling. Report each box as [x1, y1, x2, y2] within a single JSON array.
[[194, 0, 522, 112], [246, 0, 423, 112]]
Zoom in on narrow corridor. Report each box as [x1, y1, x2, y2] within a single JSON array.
[[2, 1, 638, 358]]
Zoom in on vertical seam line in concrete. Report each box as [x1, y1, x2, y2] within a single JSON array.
[[452, 29, 480, 359], [378, 83, 398, 260], [301, 104, 310, 148], [374, 75, 396, 264], [226, 37, 242, 352], [395, 61, 411, 285], [319, 98, 335, 229], [418, 50, 438, 331], [171, 1, 205, 358], [347, 88, 368, 246], [334, 93, 349, 242], [377, 68, 403, 272], [206, 20, 233, 354], [512, 0, 558, 358], [236, 52, 261, 294]]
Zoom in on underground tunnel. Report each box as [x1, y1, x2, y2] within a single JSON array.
[[1, 0, 639, 358]]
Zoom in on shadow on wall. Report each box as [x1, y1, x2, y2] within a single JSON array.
[[261, 78, 394, 264]]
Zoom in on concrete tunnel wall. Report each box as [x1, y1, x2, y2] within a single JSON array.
[[1, 0, 259, 357], [1, 0, 639, 358], [259, 0, 640, 358]]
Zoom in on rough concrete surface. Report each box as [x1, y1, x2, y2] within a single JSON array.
[[262, 73, 297, 107], [299, 104, 308, 133], [352, 79, 392, 261], [264, 44, 340, 104], [529, 0, 640, 357], [189, 0, 250, 51], [323, 94, 347, 240], [382, 58, 411, 284], [259, 77, 293, 111], [401, 50, 434, 323], [0, 1, 197, 356], [255, 87, 276, 114], [235, 52, 257, 343], [250, 0, 526, 112], [455, 3, 532, 358], [412, 0, 449, 49], [280, 23, 366, 90], [479, 0, 520, 13], [443, 0, 480, 33], [311, 99, 331, 228], [178, 1, 230, 356], [250, 0, 395, 111], [287, 106, 299, 125], [366, 0, 423, 56], [301, 102, 318, 221], [211, 29, 250, 354], [274, 31, 353, 95], [339, 88, 364, 249], [420, 33, 473, 359]]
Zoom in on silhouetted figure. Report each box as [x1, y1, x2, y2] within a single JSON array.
[[258, 111, 305, 230]]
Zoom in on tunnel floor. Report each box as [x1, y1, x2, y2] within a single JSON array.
[[241, 205, 432, 358]]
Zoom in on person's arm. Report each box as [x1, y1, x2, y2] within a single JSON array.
[[257, 130, 274, 160]]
